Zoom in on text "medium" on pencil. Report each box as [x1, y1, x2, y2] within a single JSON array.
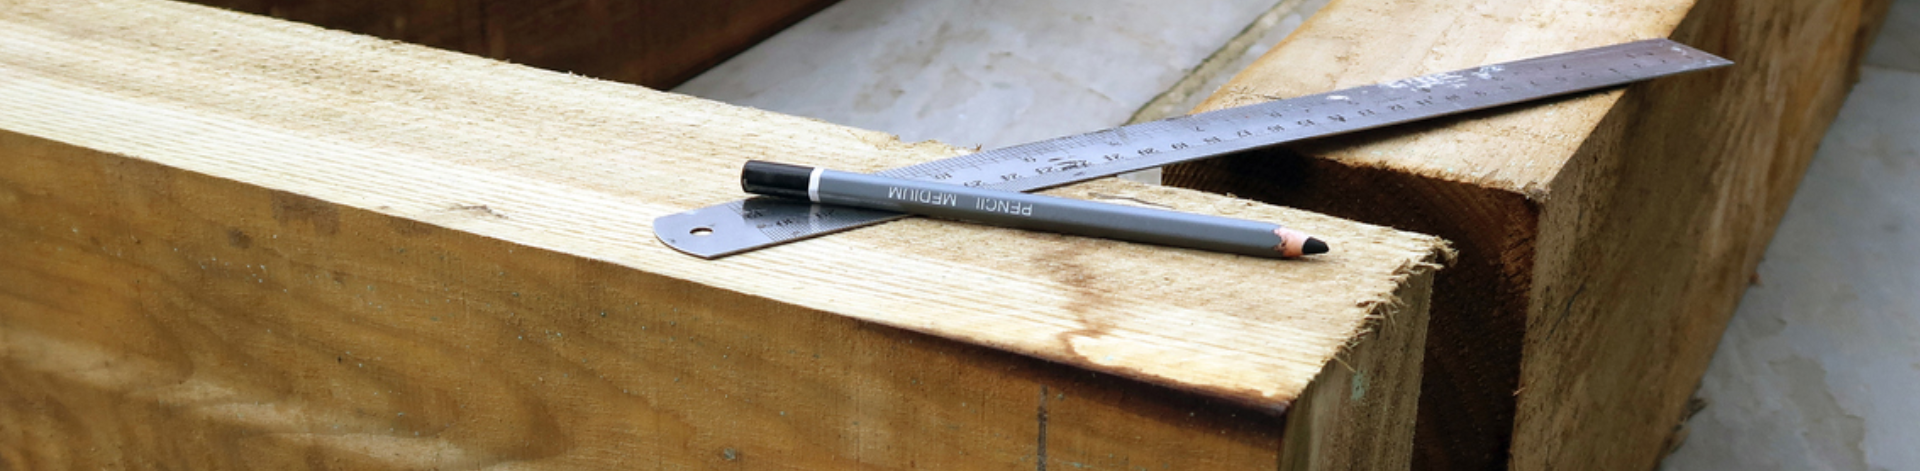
[[739, 161, 1328, 259]]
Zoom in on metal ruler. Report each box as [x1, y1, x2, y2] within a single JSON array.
[[656, 39, 1731, 258]]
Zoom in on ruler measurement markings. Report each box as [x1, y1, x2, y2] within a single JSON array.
[[657, 40, 1730, 258]]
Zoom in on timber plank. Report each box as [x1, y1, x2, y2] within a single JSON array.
[[0, 133, 1291, 468], [183, 0, 841, 89], [0, 0, 1448, 468], [1164, 0, 1890, 469]]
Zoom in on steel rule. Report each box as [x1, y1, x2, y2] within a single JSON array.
[[655, 39, 1731, 258]]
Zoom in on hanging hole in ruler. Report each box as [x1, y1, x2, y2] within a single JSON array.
[[690, 227, 714, 237]]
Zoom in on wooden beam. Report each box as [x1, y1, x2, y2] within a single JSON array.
[[1164, 0, 1890, 469], [0, 0, 1448, 468], [179, 0, 842, 89]]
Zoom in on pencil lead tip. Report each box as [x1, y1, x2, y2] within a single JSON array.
[[1302, 237, 1330, 255]]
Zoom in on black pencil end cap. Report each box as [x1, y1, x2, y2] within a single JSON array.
[[1302, 237, 1330, 255], [742, 160, 815, 200]]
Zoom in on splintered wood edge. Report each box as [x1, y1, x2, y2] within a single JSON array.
[[0, 0, 1450, 408], [1283, 254, 1440, 470]]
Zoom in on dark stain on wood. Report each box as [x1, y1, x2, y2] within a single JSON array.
[[451, 203, 507, 219], [1036, 384, 1049, 471], [226, 228, 253, 249], [271, 190, 340, 236]]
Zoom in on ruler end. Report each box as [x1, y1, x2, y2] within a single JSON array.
[[655, 197, 912, 259], [653, 204, 761, 259], [1645, 38, 1736, 70]]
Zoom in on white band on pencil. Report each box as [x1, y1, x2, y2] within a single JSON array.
[[807, 167, 824, 203]]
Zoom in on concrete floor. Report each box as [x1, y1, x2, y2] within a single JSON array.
[[680, 1, 1920, 469], [675, 0, 1311, 152]]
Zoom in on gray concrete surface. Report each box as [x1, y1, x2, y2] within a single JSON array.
[[675, 0, 1297, 151], [1659, 2, 1920, 469]]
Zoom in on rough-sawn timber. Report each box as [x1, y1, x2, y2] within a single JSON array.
[[1166, 0, 1890, 469], [182, 0, 843, 89], [0, 0, 1450, 469]]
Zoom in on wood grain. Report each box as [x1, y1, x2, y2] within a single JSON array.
[[1519, 0, 1891, 469], [0, 132, 1288, 469], [183, 0, 842, 89], [1163, 0, 1889, 469], [1283, 266, 1432, 471], [0, 0, 1448, 468], [1171, 149, 1535, 469]]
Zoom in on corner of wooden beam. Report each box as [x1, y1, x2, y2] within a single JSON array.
[[1164, 0, 1890, 469], [1284, 247, 1446, 471], [0, 0, 1451, 468]]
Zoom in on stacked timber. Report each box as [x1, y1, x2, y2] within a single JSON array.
[[0, 1, 1448, 469], [1166, 0, 1890, 469]]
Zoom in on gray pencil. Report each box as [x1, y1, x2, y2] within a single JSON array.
[[740, 161, 1329, 259]]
